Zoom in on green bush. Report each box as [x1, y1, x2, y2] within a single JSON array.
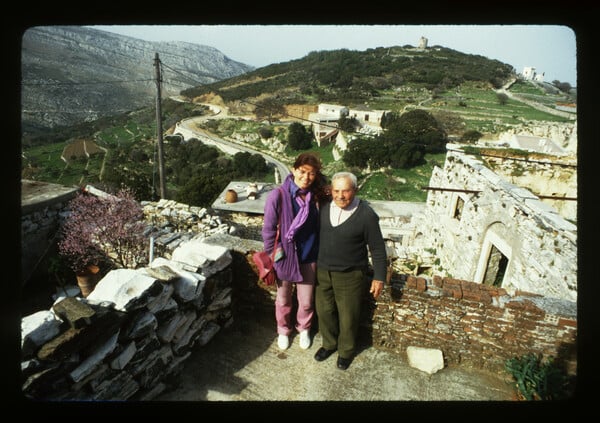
[[505, 353, 571, 400], [258, 126, 274, 139]]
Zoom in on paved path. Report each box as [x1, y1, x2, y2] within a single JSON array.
[[155, 310, 517, 403]]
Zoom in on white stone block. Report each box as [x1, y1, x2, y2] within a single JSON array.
[[21, 310, 62, 350], [406, 345, 444, 374]]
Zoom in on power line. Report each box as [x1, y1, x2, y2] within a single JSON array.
[[22, 78, 154, 86], [22, 109, 141, 114], [160, 62, 216, 86], [238, 97, 368, 135]]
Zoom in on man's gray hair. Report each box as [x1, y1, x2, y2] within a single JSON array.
[[331, 171, 357, 189]]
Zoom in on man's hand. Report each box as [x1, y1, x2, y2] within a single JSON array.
[[369, 280, 384, 299]]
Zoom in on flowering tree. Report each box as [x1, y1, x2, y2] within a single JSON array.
[[58, 188, 149, 274]]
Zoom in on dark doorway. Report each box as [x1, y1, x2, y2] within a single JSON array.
[[482, 244, 508, 287]]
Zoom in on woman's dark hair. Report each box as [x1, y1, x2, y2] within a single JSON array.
[[293, 152, 331, 205]]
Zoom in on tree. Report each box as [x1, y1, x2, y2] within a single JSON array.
[[552, 80, 572, 94], [287, 122, 312, 150], [100, 146, 154, 200], [254, 97, 286, 124], [380, 111, 399, 130], [496, 92, 509, 105], [461, 130, 483, 143], [58, 188, 148, 274], [176, 171, 230, 207], [342, 137, 370, 168], [233, 152, 269, 178], [258, 126, 274, 139], [389, 142, 425, 169], [338, 116, 359, 133], [383, 109, 447, 153]]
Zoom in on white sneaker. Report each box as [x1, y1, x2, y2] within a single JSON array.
[[277, 334, 289, 350], [299, 330, 311, 350]]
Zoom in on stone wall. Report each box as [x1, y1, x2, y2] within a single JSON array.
[[20, 181, 79, 286], [481, 155, 576, 223], [371, 274, 577, 375], [409, 146, 577, 301], [21, 237, 239, 401]]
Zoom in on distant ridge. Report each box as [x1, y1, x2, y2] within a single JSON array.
[[21, 25, 254, 133]]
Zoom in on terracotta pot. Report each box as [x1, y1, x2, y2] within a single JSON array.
[[225, 189, 238, 203], [76, 265, 100, 297]]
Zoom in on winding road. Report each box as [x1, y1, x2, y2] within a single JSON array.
[[172, 102, 290, 181]]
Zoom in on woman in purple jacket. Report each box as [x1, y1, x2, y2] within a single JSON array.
[[262, 152, 330, 351]]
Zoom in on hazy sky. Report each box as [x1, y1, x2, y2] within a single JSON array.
[[89, 24, 577, 86]]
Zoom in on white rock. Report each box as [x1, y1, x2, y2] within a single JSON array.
[[406, 345, 444, 374]]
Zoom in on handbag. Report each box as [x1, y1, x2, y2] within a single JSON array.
[[253, 188, 282, 286], [253, 250, 277, 286]]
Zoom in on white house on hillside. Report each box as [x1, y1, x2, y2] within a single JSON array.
[[309, 103, 389, 147], [348, 106, 387, 129], [309, 104, 348, 147]]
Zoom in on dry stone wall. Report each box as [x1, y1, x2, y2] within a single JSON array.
[[20, 236, 237, 401]]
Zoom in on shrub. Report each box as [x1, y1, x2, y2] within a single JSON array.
[[460, 130, 483, 143], [258, 126, 273, 139], [58, 188, 149, 274], [505, 353, 571, 400]]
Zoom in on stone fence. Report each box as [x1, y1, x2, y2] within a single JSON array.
[[371, 274, 577, 375], [20, 235, 250, 400]]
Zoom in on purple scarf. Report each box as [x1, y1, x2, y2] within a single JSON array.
[[285, 188, 312, 242]]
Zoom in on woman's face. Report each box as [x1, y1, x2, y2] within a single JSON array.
[[293, 165, 317, 191]]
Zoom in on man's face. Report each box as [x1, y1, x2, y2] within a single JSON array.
[[331, 177, 356, 209]]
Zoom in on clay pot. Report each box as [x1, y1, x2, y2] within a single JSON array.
[[76, 265, 101, 297], [225, 189, 238, 203]]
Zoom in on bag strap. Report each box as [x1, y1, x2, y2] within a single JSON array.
[[271, 187, 282, 261]]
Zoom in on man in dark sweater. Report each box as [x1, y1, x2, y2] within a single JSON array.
[[314, 171, 387, 370]]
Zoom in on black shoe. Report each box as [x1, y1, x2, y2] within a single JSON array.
[[336, 356, 353, 370], [314, 347, 336, 362]]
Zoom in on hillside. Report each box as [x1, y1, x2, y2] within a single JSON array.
[[21, 26, 254, 134], [179, 45, 574, 133], [181, 45, 516, 109], [20, 37, 576, 208]]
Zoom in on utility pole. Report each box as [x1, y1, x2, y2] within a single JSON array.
[[154, 53, 167, 199]]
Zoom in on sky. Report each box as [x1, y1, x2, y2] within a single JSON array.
[[89, 24, 577, 87]]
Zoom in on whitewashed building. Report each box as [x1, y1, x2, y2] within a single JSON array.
[[308, 104, 348, 147]]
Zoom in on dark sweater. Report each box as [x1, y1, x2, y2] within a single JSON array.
[[317, 200, 388, 282]]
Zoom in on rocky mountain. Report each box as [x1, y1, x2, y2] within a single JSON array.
[[20, 26, 254, 133]]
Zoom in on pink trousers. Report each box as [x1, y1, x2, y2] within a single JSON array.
[[275, 262, 316, 336]]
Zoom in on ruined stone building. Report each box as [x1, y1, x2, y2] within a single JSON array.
[[405, 146, 577, 302]]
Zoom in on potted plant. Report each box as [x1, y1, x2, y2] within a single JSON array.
[[58, 187, 149, 297]]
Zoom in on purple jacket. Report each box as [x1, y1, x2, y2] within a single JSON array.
[[262, 175, 314, 283]]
